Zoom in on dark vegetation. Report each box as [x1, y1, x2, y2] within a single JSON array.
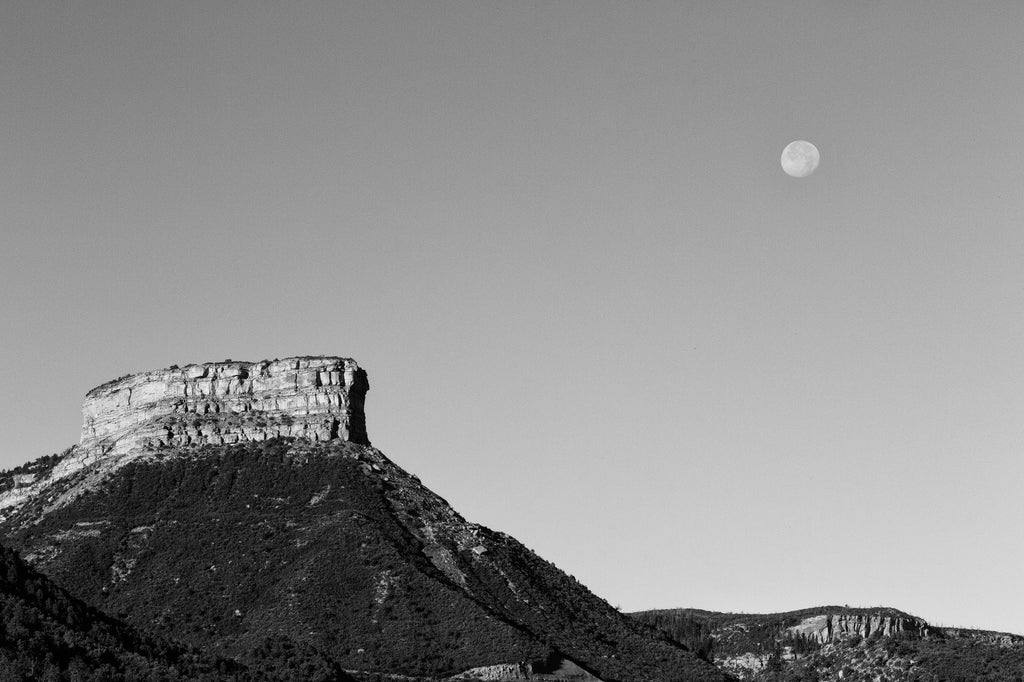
[[0, 538, 360, 680], [1, 439, 728, 682], [881, 633, 1024, 682], [631, 611, 718, 662], [0, 539, 240, 680]]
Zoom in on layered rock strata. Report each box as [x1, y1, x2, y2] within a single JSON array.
[[786, 613, 930, 644], [0, 357, 369, 519], [80, 357, 369, 456]]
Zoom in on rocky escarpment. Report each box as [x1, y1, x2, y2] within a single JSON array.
[[80, 356, 369, 456], [0, 356, 368, 519], [785, 612, 930, 644]]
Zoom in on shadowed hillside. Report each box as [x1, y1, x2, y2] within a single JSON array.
[[0, 539, 356, 680], [2, 438, 727, 682]]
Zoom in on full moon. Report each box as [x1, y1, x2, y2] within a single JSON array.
[[781, 140, 820, 178]]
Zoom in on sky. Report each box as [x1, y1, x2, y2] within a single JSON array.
[[2, 0, 1023, 636]]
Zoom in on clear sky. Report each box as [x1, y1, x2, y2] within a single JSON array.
[[2, 1, 1023, 636]]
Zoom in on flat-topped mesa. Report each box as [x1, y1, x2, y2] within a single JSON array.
[[80, 357, 369, 456]]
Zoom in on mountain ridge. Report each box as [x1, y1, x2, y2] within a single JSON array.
[[632, 605, 1024, 681]]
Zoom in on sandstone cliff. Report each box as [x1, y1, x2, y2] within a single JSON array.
[[1, 356, 369, 519], [785, 612, 929, 643], [80, 356, 369, 456]]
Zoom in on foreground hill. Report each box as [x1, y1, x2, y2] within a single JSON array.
[[0, 539, 351, 680], [0, 357, 727, 682], [633, 606, 1024, 681], [0, 540, 239, 680]]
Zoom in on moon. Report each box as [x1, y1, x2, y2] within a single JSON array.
[[781, 140, 820, 178]]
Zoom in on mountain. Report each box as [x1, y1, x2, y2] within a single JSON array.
[[0, 357, 727, 682], [632, 606, 1024, 681]]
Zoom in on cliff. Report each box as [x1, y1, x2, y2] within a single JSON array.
[[784, 611, 929, 643], [1, 356, 369, 519], [80, 356, 369, 456]]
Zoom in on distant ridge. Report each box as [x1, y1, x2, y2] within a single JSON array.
[[632, 605, 1024, 681]]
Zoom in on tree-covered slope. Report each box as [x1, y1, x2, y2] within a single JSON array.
[[0, 540, 246, 680], [2, 438, 727, 682]]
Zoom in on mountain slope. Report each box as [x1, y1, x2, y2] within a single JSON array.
[[1, 438, 727, 682], [0, 539, 247, 680]]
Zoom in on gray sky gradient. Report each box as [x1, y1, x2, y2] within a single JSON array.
[[2, 1, 1023, 634]]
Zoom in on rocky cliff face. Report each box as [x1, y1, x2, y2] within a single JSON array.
[[80, 356, 369, 456], [785, 612, 929, 643], [1, 356, 369, 519]]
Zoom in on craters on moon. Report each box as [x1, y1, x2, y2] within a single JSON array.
[[781, 140, 820, 178]]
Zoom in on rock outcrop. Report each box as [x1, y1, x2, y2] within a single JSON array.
[[786, 612, 930, 643], [80, 356, 369, 456], [1, 356, 369, 518], [632, 606, 945, 681]]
